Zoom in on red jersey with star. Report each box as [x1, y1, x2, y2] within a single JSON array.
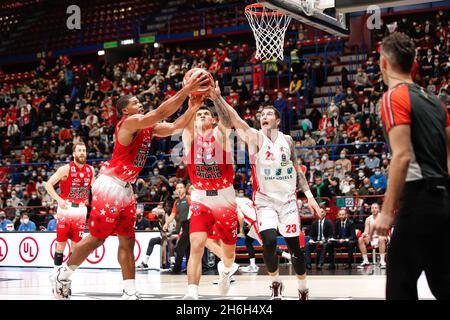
[[59, 162, 93, 204], [100, 118, 153, 183], [186, 132, 234, 190]]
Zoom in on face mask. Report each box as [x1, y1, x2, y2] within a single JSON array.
[[359, 165, 365, 169], [375, 171, 381, 176], [162, 188, 167, 192], [153, 171, 159, 175], [322, 156, 327, 161], [15, 187, 20, 192], [340, 154, 345, 159], [324, 173, 329, 178], [23, 219, 29, 224], [364, 184, 370, 188], [336, 165, 342, 170], [333, 113, 337, 117], [382, 155, 387, 159], [238, 193, 244, 197], [322, 115, 326, 119], [264, 98, 269, 102], [305, 135, 310, 139], [358, 172, 364, 178], [11, 195, 16, 199], [150, 191, 156, 196], [350, 184, 355, 189], [33, 173, 37, 177], [179, 165, 184, 170]]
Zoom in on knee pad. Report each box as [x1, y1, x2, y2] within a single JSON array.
[[260, 229, 279, 273], [284, 237, 306, 275]]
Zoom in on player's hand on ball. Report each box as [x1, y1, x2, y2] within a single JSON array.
[[307, 197, 321, 217], [207, 80, 222, 100], [184, 72, 210, 92]]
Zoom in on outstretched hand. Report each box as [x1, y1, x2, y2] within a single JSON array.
[[206, 80, 222, 101], [184, 72, 210, 92]]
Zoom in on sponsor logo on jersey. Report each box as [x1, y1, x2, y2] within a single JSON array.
[[71, 167, 76, 172]]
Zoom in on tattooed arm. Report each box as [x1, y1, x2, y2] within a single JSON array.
[[208, 82, 262, 148], [287, 135, 321, 216]]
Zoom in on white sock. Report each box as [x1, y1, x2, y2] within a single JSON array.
[[298, 279, 307, 291], [380, 254, 386, 263], [170, 256, 175, 264], [187, 284, 198, 297], [281, 252, 291, 260], [58, 263, 75, 280], [143, 255, 150, 264], [123, 279, 136, 294], [270, 273, 280, 283], [249, 258, 256, 267], [362, 254, 369, 263]]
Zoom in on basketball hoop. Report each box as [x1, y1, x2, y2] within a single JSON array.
[[245, 3, 292, 61]]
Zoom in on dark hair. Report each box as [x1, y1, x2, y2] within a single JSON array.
[[197, 105, 215, 117], [261, 105, 280, 120], [72, 141, 86, 152], [116, 94, 134, 118], [381, 32, 416, 74]]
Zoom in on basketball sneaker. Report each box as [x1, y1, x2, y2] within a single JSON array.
[[51, 267, 72, 300], [121, 290, 142, 300], [380, 260, 386, 269], [212, 276, 235, 285], [357, 261, 371, 269], [217, 261, 231, 296], [239, 265, 259, 273], [182, 293, 199, 300], [136, 262, 148, 270], [299, 289, 309, 300], [270, 281, 283, 300]]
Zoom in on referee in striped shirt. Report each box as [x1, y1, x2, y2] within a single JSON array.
[[373, 32, 450, 300]]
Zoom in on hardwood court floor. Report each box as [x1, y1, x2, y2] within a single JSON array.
[[0, 264, 434, 300]]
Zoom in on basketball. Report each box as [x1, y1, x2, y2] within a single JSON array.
[[182, 68, 214, 95]]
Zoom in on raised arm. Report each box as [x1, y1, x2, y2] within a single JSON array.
[[153, 95, 204, 137], [45, 164, 70, 209], [288, 135, 320, 216], [207, 82, 261, 145], [122, 74, 210, 131]]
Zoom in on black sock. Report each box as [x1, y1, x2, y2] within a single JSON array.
[[54, 252, 64, 266]]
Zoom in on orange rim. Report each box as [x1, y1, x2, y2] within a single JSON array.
[[245, 3, 286, 17]]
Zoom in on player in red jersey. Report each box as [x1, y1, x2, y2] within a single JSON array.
[[45, 142, 95, 273], [182, 96, 238, 300], [51, 73, 209, 300]]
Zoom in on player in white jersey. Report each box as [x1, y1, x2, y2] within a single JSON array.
[[235, 196, 291, 273], [207, 83, 320, 300]]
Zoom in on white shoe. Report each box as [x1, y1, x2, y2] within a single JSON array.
[[217, 261, 231, 295], [51, 267, 72, 300], [230, 262, 239, 276], [121, 290, 142, 300], [212, 276, 235, 285], [239, 265, 259, 273], [357, 261, 370, 269], [183, 294, 199, 300], [380, 261, 386, 269]]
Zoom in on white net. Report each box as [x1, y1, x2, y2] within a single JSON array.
[[245, 4, 292, 61]]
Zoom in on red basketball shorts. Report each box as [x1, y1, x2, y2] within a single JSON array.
[[56, 204, 87, 243], [88, 174, 136, 240], [189, 186, 238, 245]]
